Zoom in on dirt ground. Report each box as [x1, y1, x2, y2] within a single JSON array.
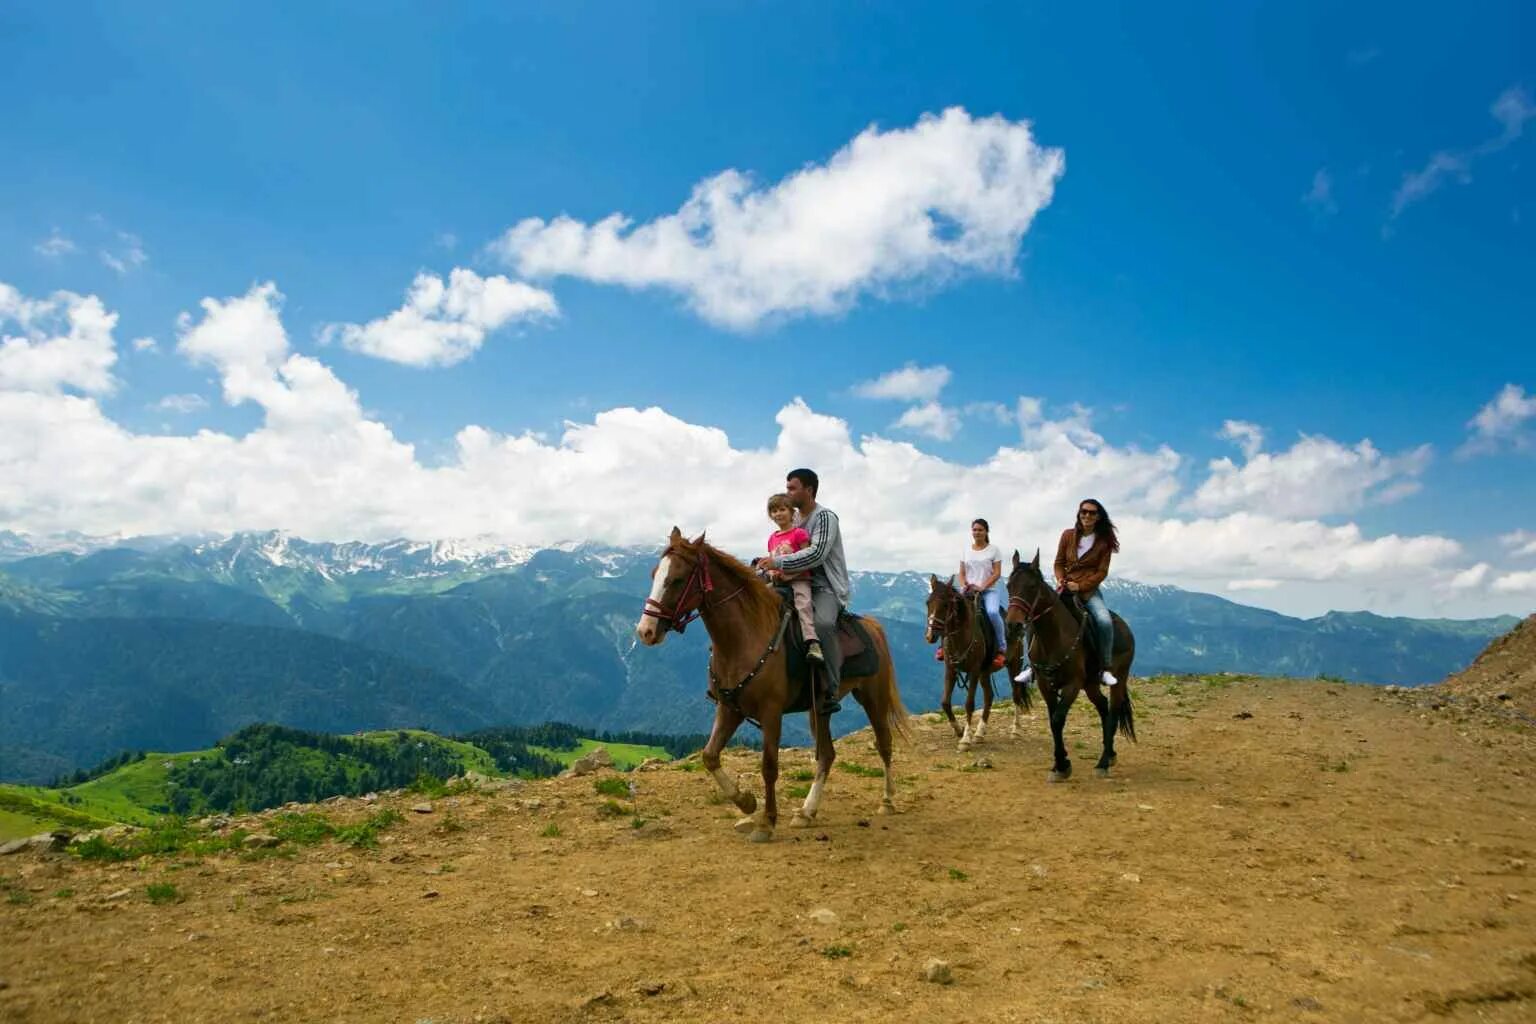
[[3, 674, 1534, 1024]]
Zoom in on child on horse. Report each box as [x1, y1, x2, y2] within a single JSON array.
[[764, 492, 824, 664]]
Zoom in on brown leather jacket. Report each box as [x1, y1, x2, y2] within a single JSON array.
[[1054, 527, 1113, 597]]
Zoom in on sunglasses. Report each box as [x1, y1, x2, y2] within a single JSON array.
[[1078, 509, 1100, 517]]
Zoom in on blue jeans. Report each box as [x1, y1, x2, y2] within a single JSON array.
[[1083, 591, 1114, 659], [978, 588, 1005, 650]]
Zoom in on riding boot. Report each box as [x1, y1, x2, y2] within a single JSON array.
[[815, 670, 841, 717]]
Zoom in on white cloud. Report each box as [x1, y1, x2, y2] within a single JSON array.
[[852, 363, 951, 401], [963, 401, 1014, 425], [1448, 562, 1491, 590], [1491, 570, 1536, 595], [492, 107, 1066, 330], [1302, 169, 1337, 215], [0, 280, 1515, 618], [153, 393, 208, 414], [1220, 419, 1265, 459], [892, 401, 961, 441], [1392, 86, 1535, 220], [132, 336, 159, 353], [1228, 578, 1281, 591], [1502, 530, 1536, 557], [1461, 383, 1536, 456], [1188, 431, 1432, 518], [34, 230, 77, 259], [0, 282, 118, 394], [100, 232, 148, 275], [321, 269, 557, 368]]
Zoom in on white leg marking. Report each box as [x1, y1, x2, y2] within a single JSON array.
[[802, 774, 828, 818], [709, 766, 740, 801]]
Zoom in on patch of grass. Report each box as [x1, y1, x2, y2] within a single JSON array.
[[836, 762, 883, 778], [892, 921, 907, 933], [435, 814, 466, 834], [788, 768, 815, 782], [948, 867, 969, 881], [676, 761, 701, 773], [787, 785, 811, 799], [270, 812, 337, 846], [596, 799, 628, 818], [53, 888, 74, 899], [71, 834, 132, 862], [593, 777, 630, 798], [332, 809, 402, 850], [145, 882, 183, 905], [6, 888, 32, 906], [630, 817, 647, 829], [821, 944, 854, 959], [539, 823, 562, 838]]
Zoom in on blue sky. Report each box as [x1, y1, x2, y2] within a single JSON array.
[[1, 2, 1533, 617]]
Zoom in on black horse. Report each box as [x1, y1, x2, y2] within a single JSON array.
[[1004, 550, 1136, 781]]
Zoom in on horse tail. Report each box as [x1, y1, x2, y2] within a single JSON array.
[[865, 619, 916, 745], [1112, 679, 1137, 742]]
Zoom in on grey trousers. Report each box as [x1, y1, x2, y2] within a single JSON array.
[[810, 586, 843, 689]]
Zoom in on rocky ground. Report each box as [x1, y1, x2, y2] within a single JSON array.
[[2, 673, 1534, 1024]]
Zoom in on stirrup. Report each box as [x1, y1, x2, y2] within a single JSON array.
[[1014, 666, 1033, 685], [806, 640, 825, 663]]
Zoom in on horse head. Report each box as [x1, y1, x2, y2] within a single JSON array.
[[636, 526, 709, 646], [924, 573, 963, 644], [1004, 548, 1053, 629]]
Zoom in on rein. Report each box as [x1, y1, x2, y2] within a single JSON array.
[[708, 604, 794, 729], [1008, 585, 1089, 684], [930, 591, 984, 686], [643, 545, 747, 634]]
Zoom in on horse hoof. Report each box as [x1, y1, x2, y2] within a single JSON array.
[[877, 801, 896, 816], [735, 792, 757, 815], [956, 741, 972, 754], [1095, 767, 1110, 779], [789, 813, 814, 829], [748, 828, 774, 844], [1047, 769, 1071, 783], [733, 816, 758, 833]]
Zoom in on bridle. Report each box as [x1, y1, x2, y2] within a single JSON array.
[[1007, 574, 1057, 627], [1006, 572, 1089, 682], [642, 545, 745, 634], [928, 587, 979, 667]]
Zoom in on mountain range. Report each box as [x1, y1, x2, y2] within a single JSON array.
[[0, 531, 1519, 783]]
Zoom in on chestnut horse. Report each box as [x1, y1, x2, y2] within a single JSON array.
[[636, 528, 914, 842], [924, 576, 1032, 751], [1004, 550, 1136, 781]]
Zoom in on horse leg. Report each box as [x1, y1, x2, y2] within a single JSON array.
[[793, 705, 838, 826], [854, 683, 899, 816], [746, 710, 782, 842], [958, 679, 977, 752], [1085, 684, 1117, 778], [702, 703, 755, 815], [975, 674, 993, 744], [940, 668, 963, 739], [1047, 685, 1076, 783]]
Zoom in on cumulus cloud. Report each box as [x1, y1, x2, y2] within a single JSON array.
[[0, 282, 118, 394], [1491, 570, 1536, 595], [1503, 530, 1536, 557], [1188, 429, 1432, 519], [1449, 562, 1492, 590], [492, 107, 1065, 329], [0, 280, 1508, 617], [133, 336, 159, 353], [34, 230, 76, 259], [852, 363, 951, 401], [1461, 383, 1536, 456], [892, 401, 961, 441], [321, 269, 557, 368], [1392, 86, 1535, 220]]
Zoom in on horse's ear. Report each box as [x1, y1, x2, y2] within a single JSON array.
[[692, 532, 706, 547], [1031, 548, 1041, 570], [1011, 550, 1021, 569], [669, 526, 683, 544], [929, 573, 938, 586], [946, 575, 956, 588]]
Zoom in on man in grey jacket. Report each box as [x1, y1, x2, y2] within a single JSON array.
[[759, 467, 849, 717]]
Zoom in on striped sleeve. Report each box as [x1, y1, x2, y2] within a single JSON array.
[[775, 510, 830, 573]]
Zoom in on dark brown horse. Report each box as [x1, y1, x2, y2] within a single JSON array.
[[636, 528, 914, 841], [1004, 550, 1136, 781], [924, 576, 1032, 751]]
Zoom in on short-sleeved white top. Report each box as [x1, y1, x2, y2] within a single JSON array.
[[961, 543, 1001, 589]]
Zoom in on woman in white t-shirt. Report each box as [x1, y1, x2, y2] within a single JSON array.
[[958, 518, 1007, 670]]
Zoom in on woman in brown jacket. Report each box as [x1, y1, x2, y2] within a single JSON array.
[[1051, 498, 1122, 687]]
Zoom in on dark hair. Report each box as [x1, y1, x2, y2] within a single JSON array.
[[971, 518, 990, 542], [787, 468, 819, 497], [1076, 498, 1120, 553]]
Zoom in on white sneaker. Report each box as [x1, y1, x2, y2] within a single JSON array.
[[1013, 667, 1033, 685], [1101, 670, 1119, 687]]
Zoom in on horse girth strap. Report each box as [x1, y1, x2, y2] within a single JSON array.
[[1029, 607, 1089, 680], [708, 605, 794, 719]]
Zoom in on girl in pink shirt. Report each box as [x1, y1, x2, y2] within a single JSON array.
[[764, 492, 824, 662]]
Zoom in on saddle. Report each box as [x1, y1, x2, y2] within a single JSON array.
[[1058, 593, 1111, 676], [780, 591, 882, 714], [966, 592, 1002, 667]]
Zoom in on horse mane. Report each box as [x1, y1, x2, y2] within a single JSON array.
[[668, 538, 784, 635]]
